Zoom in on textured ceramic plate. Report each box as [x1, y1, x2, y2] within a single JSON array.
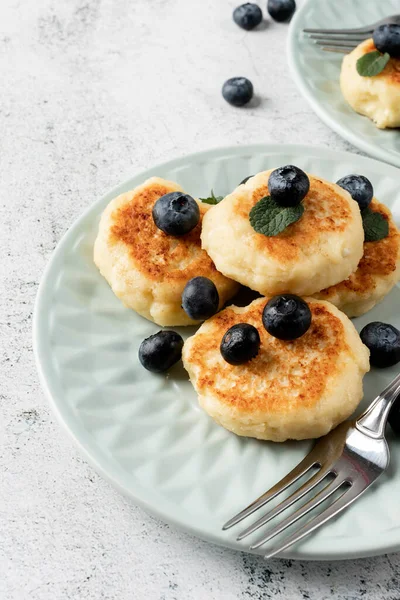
[[288, 0, 400, 167], [34, 144, 400, 560]]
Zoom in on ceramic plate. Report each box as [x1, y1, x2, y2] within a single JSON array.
[[288, 0, 400, 167], [34, 144, 400, 560]]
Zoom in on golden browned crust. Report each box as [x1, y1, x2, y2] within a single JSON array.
[[317, 199, 400, 298], [233, 177, 353, 262], [184, 298, 348, 415], [110, 181, 218, 282]]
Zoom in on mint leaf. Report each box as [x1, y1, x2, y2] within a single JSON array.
[[362, 207, 389, 242], [356, 51, 390, 77], [199, 190, 224, 205], [249, 196, 304, 237]]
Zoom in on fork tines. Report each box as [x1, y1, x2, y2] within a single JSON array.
[[222, 444, 354, 559], [303, 27, 373, 35], [223, 373, 400, 558], [303, 26, 371, 54]]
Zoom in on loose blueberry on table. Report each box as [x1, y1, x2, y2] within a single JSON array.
[[268, 165, 310, 207], [373, 24, 400, 58], [152, 192, 200, 235], [336, 174, 373, 211], [220, 323, 261, 365], [262, 294, 312, 340], [182, 276, 220, 321], [233, 3, 263, 30], [139, 330, 184, 373], [222, 77, 254, 107], [267, 0, 296, 22], [360, 322, 400, 369]]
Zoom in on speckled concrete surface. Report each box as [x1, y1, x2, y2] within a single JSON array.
[[1, 0, 400, 598]]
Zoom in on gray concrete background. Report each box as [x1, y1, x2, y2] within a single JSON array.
[[1, 0, 400, 598]]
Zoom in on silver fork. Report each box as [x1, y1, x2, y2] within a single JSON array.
[[303, 14, 400, 54], [223, 373, 400, 559]]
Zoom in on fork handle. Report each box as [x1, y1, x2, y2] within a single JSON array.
[[356, 376, 400, 438]]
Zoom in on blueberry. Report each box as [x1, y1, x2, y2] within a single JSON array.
[[233, 3, 263, 30], [336, 175, 373, 211], [267, 0, 296, 22], [182, 277, 219, 321], [389, 396, 400, 435], [373, 24, 400, 58], [240, 175, 254, 185], [262, 294, 311, 340], [268, 165, 310, 207], [222, 77, 253, 107], [152, 192, 200, 236], [220, 323, 261, 365], [139, 330, 184, 373], [360, 322, 400, 368]]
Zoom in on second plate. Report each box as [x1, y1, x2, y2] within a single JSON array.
[[288, 0, 400, 167]]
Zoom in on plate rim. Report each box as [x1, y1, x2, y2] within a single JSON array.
[[287, 0, 400, 169], [33, 143, 400, 561]]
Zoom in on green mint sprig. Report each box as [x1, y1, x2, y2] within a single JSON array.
[[362, 207, 389, 242], [356, 50, 390, 77], [249, 195, 304, 237], [199, 190, 224, 205]]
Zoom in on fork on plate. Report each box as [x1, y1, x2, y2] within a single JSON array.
[[303, 14, 400, 54], [223, 372, 400, 559]]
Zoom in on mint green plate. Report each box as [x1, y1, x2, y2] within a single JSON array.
[[34, 144, 400, 560], [288, 0, 400, 167]]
